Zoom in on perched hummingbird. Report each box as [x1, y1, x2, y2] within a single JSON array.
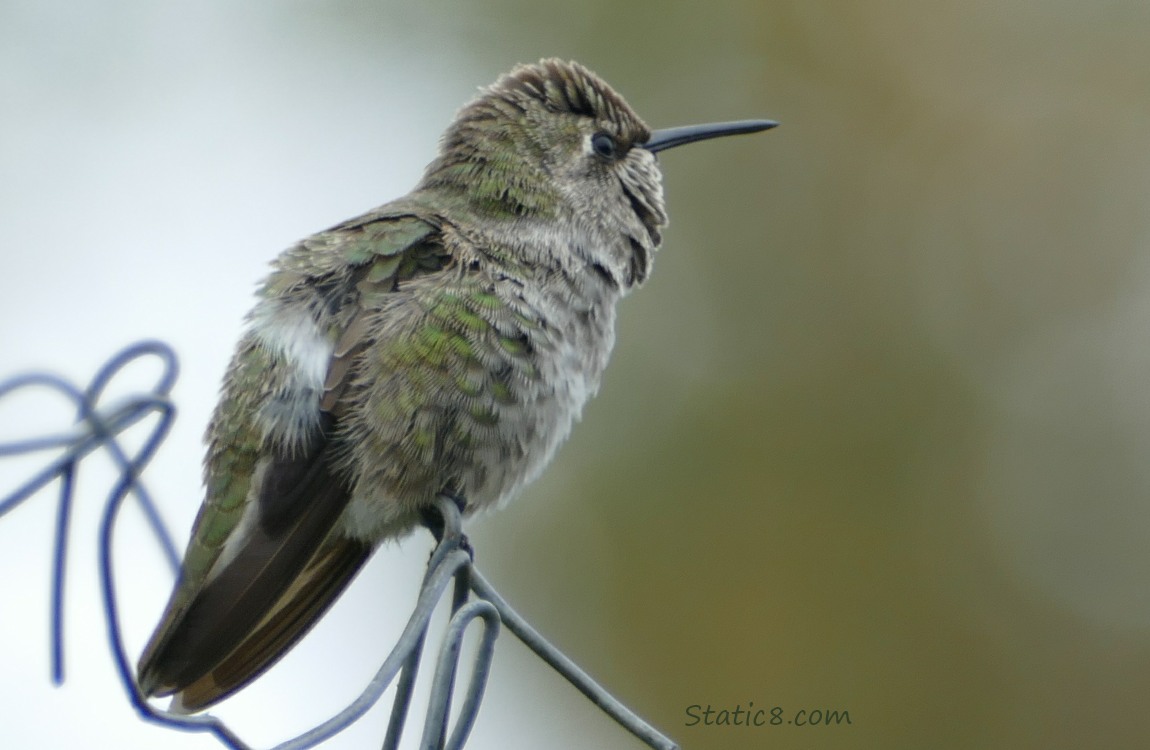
[[137, 58, 775, 712]]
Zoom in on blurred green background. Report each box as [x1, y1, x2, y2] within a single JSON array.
[[3, 1, 1150, 748], [462, 2, 1150, 748]]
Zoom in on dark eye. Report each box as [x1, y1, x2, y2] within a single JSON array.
[[591, 132, 618, 159]]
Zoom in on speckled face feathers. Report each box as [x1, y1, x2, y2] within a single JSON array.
[[418, 59, 661, 243]]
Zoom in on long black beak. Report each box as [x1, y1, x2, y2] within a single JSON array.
[[643, 119, 778, 153]]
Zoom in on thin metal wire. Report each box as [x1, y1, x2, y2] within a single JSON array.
[[469, 570, 677, 750], [0, 341, 679, 750], [420, 598, 499, 750], [0, 341, 183, 686]]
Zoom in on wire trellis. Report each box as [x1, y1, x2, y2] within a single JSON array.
[[0, 341, 678, 750]]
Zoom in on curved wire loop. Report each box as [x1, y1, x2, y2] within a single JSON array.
[[0, 342, 679, 750], [0, 340, 182, 685]]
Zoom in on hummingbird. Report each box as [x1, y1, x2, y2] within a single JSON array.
[[137, 58, 776, 712]]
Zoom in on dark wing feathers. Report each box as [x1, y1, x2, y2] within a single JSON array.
[[174, 533, 371, 711], [137, 212, 444, 710], [155, 447, 367, 710]]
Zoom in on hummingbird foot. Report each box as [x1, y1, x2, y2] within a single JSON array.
[[422, 493, 475, 562], [457, 532, 475, 562], [421, 493, 468, 543]]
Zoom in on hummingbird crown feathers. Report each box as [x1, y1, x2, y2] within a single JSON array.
[[490, 58, 650, 145]]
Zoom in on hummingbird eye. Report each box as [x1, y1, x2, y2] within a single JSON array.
[[590, 132, 619, 160]]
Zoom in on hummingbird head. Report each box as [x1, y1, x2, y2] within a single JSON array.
[[420, 58, 776, 287]]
